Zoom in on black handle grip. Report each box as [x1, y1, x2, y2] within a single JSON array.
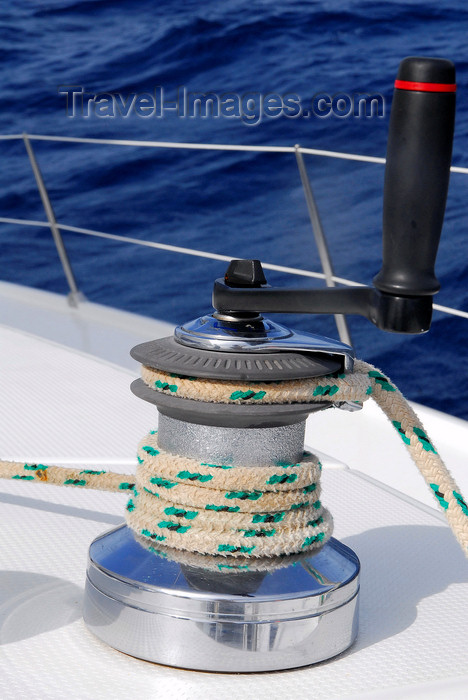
[[373, 57, 456, 296]]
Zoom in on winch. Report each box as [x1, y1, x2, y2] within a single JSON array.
[[82, 57, 457, 672]]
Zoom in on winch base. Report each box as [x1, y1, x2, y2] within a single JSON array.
[[83, 524, 360, 672]]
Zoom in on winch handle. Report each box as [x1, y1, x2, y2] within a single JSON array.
[[373, 56, 456, 297], [212, 57, 457, 334]]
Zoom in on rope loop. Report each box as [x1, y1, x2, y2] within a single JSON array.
[[126, 432, 333, 558]]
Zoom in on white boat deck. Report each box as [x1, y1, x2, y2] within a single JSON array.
[[0, 285, 467, 699]]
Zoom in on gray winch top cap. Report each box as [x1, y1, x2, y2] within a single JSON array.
[[130, 336, 342, 382]]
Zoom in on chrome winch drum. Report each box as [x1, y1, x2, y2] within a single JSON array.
[[84, 526, 359, 672], [83, 315, 360, 672]]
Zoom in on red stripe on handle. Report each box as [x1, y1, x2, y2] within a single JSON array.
[[394, 79, 456, 93]]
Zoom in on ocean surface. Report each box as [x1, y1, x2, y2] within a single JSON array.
[[1, 0, 467, 418]]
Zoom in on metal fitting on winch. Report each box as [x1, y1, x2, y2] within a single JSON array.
[[129, 260, 355, 463]]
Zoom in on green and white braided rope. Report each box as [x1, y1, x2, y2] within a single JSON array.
[[140, 363, 371, 405], [0, 461, 135, 492], [141, 359, 468, 555], [1, 360, 467, 558], [126, 431, 331, 557]]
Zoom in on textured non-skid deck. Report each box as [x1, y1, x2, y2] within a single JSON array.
[[1, 325, 467, 699]]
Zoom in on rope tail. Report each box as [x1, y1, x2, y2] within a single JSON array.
[[0, 461, 135, 492], [357, 360, 468, 554]]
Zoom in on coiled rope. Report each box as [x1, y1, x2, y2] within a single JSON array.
[[127, 431, 332, 557], [1, 360, 467, 558]]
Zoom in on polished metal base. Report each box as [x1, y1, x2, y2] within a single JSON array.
[[83, 525, 360, 672]]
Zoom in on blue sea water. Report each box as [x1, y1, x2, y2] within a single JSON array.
[[0, 0, 467, 417]]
